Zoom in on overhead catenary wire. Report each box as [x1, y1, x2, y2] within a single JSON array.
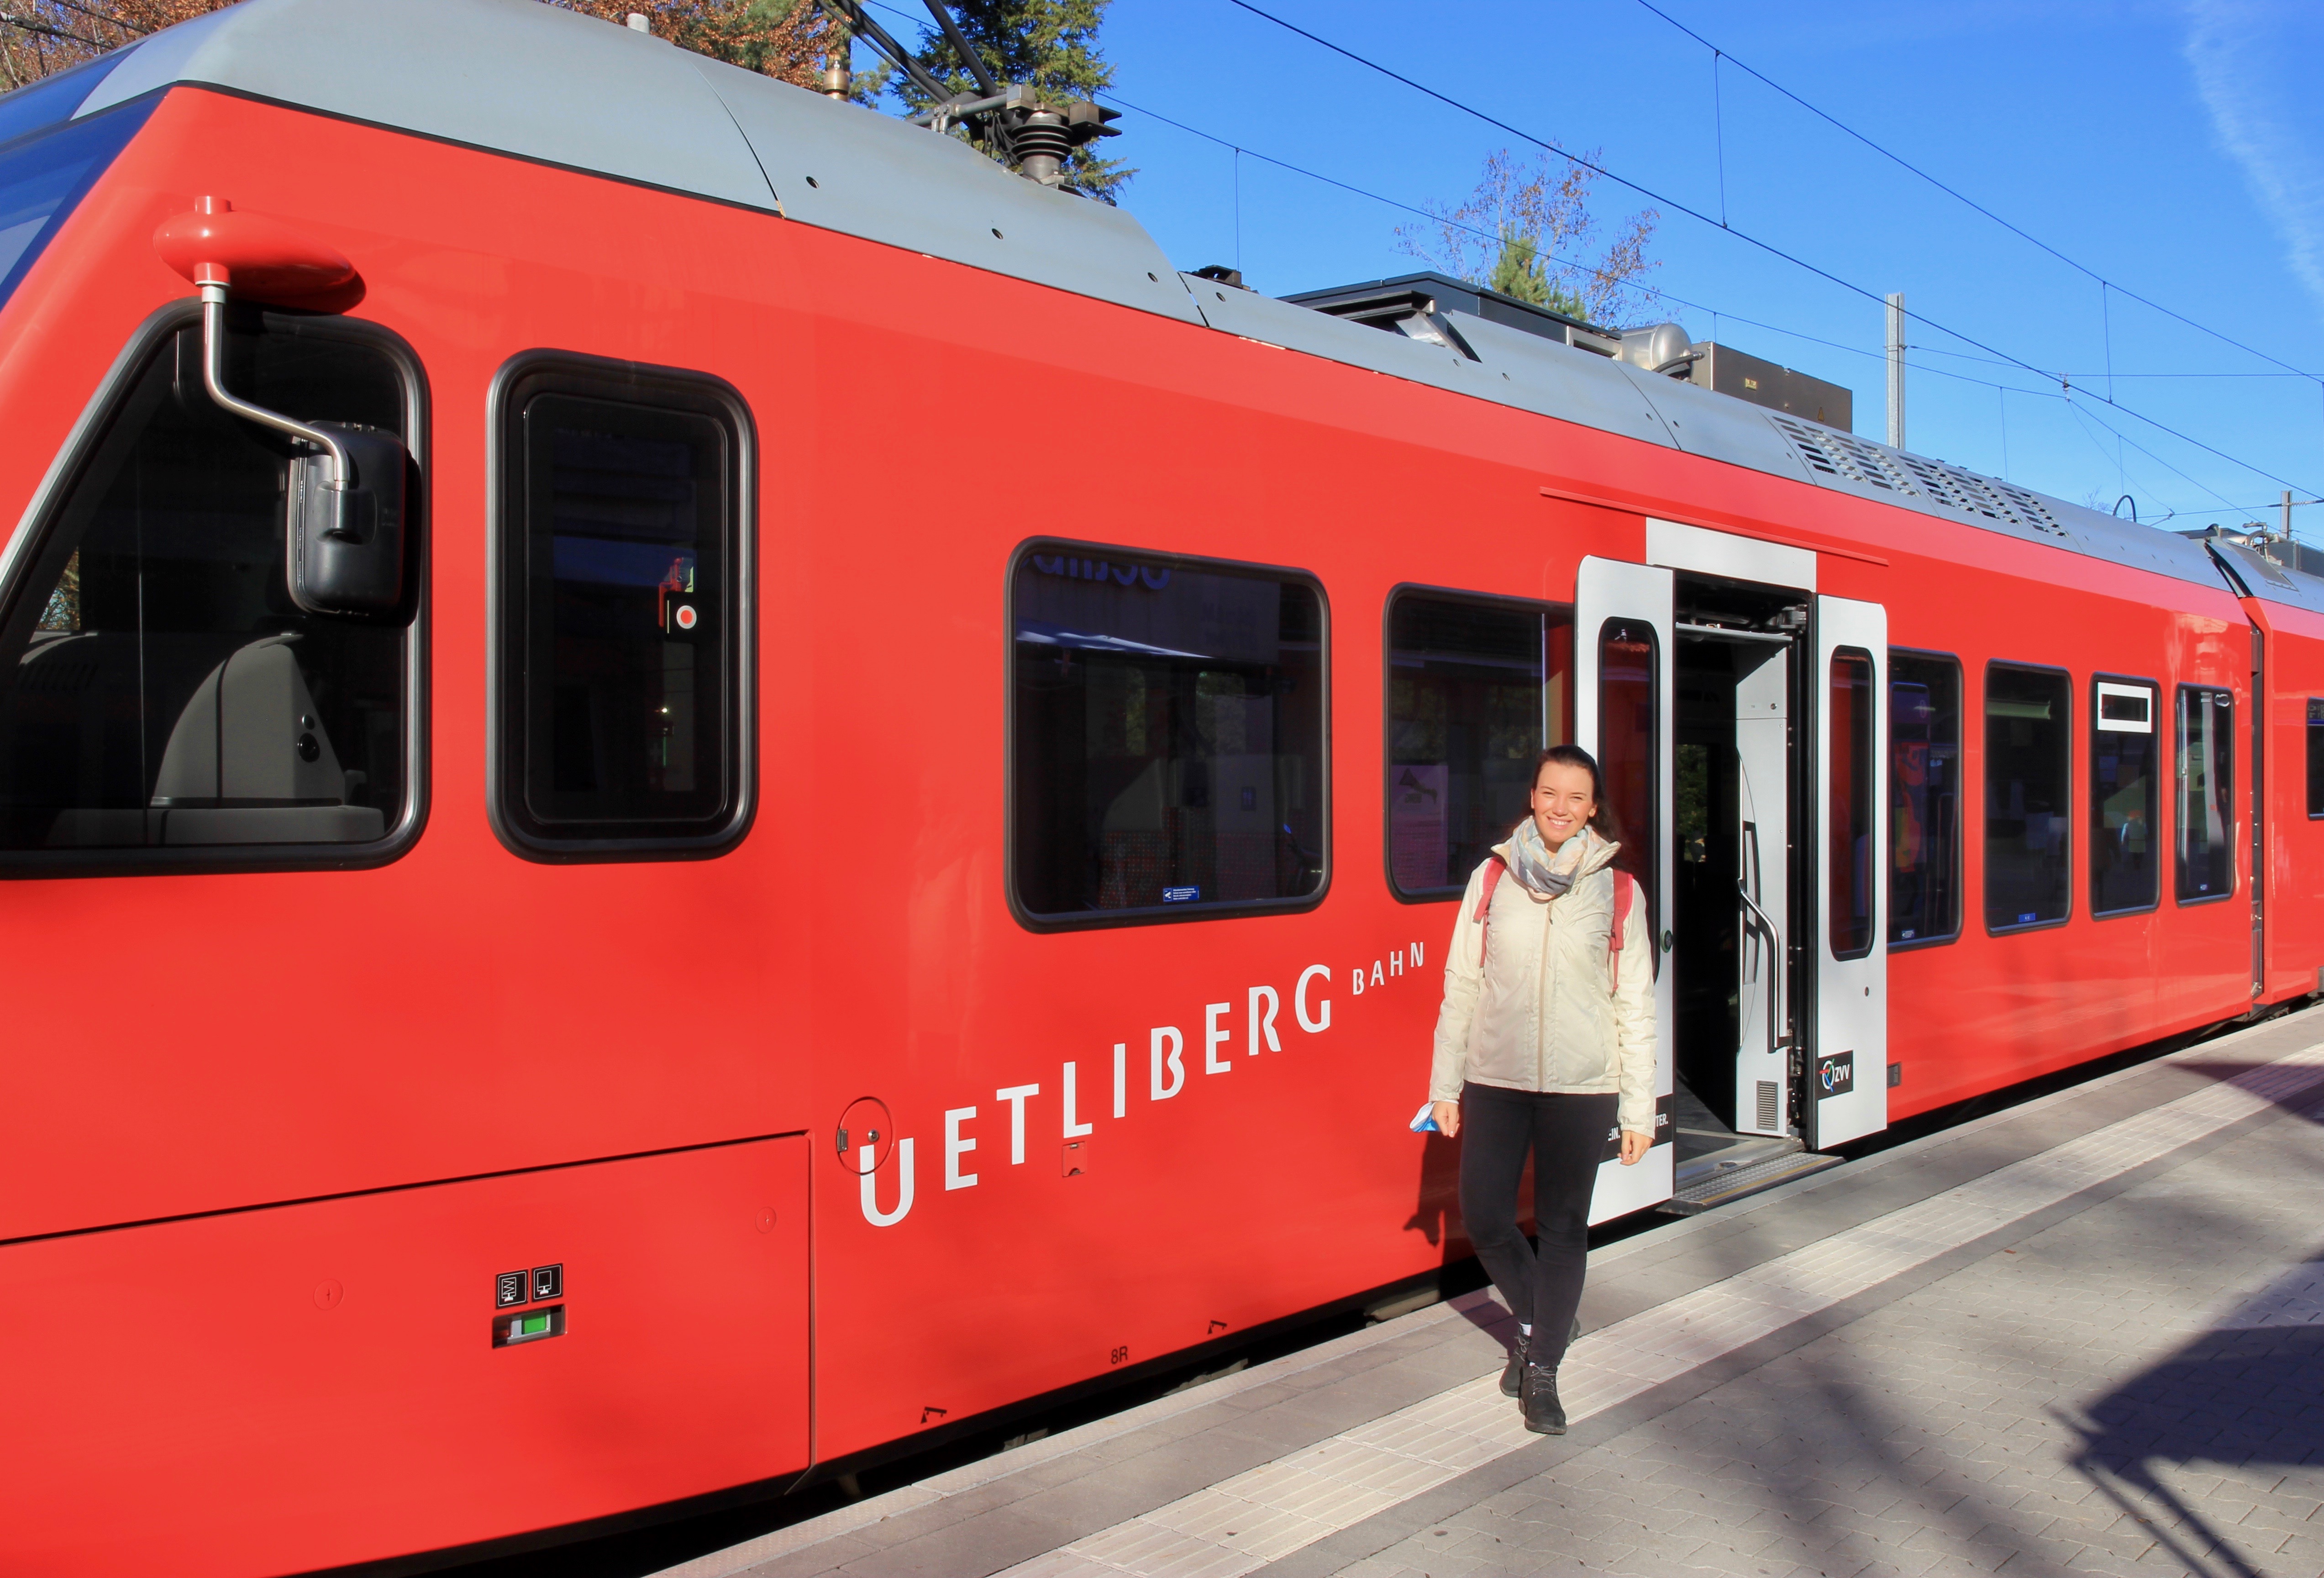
[[2064, 396, 2240, 517], [1220, 0, 2319, 499], [1625, 0, 2324, 388], [1102, 88, 2299, 533], [1098, 79, 2315, 528], [845, 3, 2148, 402], [851, 0, 2311, 518]]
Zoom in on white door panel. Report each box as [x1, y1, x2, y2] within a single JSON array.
[[1574, 557, 1675, 1221], [1811, 596, 1888, 1147]]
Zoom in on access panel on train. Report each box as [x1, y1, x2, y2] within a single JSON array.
[[0, 1137, 811, 1577]]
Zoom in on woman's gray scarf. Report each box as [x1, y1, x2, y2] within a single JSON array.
[[1505, 819, 1595, 898]]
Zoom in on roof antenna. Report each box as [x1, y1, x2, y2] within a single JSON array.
[[813, 0, 1118, 189]]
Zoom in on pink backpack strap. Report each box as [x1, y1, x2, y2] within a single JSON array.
[[1609, 870, 1637, 990], [1474, 856, 1506, 966]]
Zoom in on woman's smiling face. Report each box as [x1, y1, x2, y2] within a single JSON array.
[[1531, 761, 1597, 849]]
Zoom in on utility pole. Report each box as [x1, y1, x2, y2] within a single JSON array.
[[1885, 293, 1906, 450]]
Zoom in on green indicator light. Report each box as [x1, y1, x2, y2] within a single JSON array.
[[521, 1313, 549, 1336]]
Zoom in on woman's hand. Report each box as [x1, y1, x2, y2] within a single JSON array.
[[1430, 1099, 1461, 1137], [1618, 1129, 1651, 1165]]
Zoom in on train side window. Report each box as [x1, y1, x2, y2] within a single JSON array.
[[1597, 619, 1658, 930], [2090, 678, 2159, 916], [2176, 685, 2235, 902], [2307, 699, 2324, 818], [0, 311, 422, 870], [1385, 590, 1572, 899], [1010, 544, 1326, 927], [491, 358, 753, 860], [1829, 647, 1876, 958], [1888, 651, 1961, 946], [1984, 663, 2071, 931]]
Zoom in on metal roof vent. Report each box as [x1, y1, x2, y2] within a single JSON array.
[[1691, 344, 1852, 428], [1286, 281, 1479, 359], [1286, 272, 1621, 359], [1766, 413, 2067, 538], [1617, 323, 1696, 377]]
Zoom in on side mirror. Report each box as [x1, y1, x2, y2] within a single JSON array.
[[152, 197, 411, 621], [286, 422, 409, 617]]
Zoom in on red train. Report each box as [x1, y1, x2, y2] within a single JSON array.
[[0, 2, 2316, 1572]]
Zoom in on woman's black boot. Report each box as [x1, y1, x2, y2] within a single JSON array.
[[1520, 1361, 1567, 1435], [1499, 1331, 1529, 1398]]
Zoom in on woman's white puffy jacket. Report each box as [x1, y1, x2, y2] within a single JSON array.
[[1428, 829, 1659, 1137]]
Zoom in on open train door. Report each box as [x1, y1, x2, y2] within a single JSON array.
[[1575, 556, 1676, 1218], [1808, 596, 1889, 1147]]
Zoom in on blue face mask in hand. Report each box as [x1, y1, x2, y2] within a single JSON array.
[[1409, 1102, 1442, 1134]]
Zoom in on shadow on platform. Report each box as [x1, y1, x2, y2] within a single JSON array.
[[2062, 1251, 2324, 1578]]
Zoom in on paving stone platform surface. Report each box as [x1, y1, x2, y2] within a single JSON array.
[[655, 1007, 2324, 1578]]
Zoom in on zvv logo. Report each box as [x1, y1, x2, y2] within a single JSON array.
[[1814, 1051, 1856, 1099]]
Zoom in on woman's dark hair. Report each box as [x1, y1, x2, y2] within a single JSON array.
[[1530, 744, 1620, 841]]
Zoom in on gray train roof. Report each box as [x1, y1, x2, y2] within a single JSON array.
[[2206, 539, 2324, 619], [27, 0, 2231, 596]]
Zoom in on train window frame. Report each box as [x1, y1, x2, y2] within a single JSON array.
[[486, 351, 757, 864], [1594, 615, 1660, 938], [0, 299, 431, 877], [1828, 645, 1878, 961], [2088, 673, 2161, 920], [1381, 584, 1573, 905], [2173, 683, 2237, 906], [1982, 659, 2073, 936], [1004, 537, 1331, 933], [1887, 648, 1963, 951], [2307, 698, 2324, 820]]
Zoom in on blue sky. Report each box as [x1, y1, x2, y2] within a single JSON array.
[[870, 0, 2324, 537]]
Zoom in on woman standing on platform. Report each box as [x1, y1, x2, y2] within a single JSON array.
[[1427, 744, 1658, 1435]]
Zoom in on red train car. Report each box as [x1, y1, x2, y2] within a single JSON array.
[[0, 2, 2315, 1571]]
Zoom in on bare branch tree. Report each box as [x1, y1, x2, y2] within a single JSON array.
[[1398, 147, 1660, 327], [549, 0, 847, 92], [0, 0, 851, 90]]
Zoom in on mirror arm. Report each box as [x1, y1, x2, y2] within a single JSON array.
[[198, 280, 350, 490]]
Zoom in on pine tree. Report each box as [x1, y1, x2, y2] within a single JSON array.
[[889, 0, 1129, 201]]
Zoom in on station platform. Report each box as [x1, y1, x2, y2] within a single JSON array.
[[652, 1007, 2324, 1578]]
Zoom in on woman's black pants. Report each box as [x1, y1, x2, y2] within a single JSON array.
[[1456, 1081, 1616, 1371]]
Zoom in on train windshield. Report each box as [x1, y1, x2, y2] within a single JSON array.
[[0, 91, 156, 315], [0, 315, 415, 862]]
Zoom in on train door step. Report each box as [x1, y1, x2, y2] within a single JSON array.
[[1662, 1148, 1846, 1215]]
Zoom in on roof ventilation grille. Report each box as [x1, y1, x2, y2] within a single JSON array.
[[1988, 480, 2068, 537], [1765, 413, 1845, 479], [1769, 413, 2073, 539], [1767, 413, 1919, 494], [1898, 453, 1974, 515], [1822, 430, 1919, 494]]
